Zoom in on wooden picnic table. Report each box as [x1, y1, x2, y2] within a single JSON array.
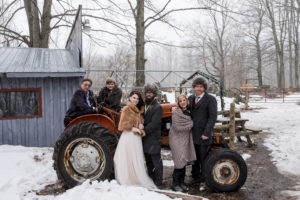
[[214, 107, 262, 148], [216, 117, 254, 146]]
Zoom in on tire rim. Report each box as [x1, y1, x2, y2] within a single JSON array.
[[212, 158, 240, 185], [63, 137, 106, 182]]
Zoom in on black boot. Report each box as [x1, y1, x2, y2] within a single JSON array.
[[171, 169, 183, 192], [179, 167, 188, 193]]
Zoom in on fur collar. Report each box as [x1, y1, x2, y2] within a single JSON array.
[[127, 101, 144, 114]]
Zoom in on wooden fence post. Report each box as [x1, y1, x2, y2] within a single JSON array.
[[229, 102, 235, 149]]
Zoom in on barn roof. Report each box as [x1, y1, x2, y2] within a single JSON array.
[[0, 47, 85, 78]]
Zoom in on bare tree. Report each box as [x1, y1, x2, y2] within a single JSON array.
[[190, 0, 231, 88], [243, 0, 266, 87], [294, 0, 300, 88], [127, 0, 215, 86], [0, 0, 131, 48], [263, 0, 288, 88]]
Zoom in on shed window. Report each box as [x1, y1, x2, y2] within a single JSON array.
[[0, 88, 42, 120]]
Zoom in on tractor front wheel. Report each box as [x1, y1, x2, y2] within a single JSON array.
[[204, 149, 247, 192], [53, 122, 118, 188]]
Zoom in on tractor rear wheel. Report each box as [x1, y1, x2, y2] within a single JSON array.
[[53, 122, 118, 188], [204, 149, 247, 192]]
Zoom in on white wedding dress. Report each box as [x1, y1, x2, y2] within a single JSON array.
[[113, 131, 156, 189]]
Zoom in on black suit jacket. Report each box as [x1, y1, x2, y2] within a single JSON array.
[[142, 99, 163, 154], [65, 89, 96, 119], [188, 92, 217, 145]]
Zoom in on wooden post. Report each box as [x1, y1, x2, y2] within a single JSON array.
[[229, 102, 235, 149], [245, 87, 249, 110]]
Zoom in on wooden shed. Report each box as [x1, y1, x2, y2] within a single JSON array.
[[0, 47, 85, 147]]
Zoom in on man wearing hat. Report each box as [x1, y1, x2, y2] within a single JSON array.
[[188, 77, 217, 184], [143, 83, 163, 187], [97, 77, 122, 112]]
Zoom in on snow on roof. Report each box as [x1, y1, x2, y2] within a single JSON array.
[[0, 47, 85, 78]]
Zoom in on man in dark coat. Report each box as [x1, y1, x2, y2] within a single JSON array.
[[97, 77, 122, 112], [142, 83, 163, 187], [188, 77, 217, 183], [64, 78, 97, 126]]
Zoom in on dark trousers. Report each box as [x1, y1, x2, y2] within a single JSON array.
[[191, 144, 210, 179], [144, 153, 163, 186]]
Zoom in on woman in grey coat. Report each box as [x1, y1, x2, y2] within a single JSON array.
[[169, 94, 196, 192]]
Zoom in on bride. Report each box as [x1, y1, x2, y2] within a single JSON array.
[[113, 91, 156, 189]]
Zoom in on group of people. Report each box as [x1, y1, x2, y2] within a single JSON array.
[[64, 76, 217, 192]]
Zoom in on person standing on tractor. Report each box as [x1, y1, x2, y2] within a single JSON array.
[[169, 94, 196, 192], [188, 77, 217, 185], [113, 91, 156, 189], [97, 77, 122, 112], [142, 83, 163, 187], [64, 78, 98, 127]]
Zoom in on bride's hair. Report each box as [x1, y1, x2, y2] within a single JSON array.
[[129, 90, 145, 110]]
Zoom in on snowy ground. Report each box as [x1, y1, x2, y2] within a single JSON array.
[[0, 145, 186, 200], [243, 93, 300, 199]]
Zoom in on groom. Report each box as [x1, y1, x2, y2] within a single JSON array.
[[143, 83, 163, 187], [188, 77, 217, 184]]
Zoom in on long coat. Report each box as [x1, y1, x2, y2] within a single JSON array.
[[188, 92, 217, 145], [169, 108, 196, 169], [97, 86, 122, 112], [143, 99, 162, 154], [118, 101, 144, 133], [65, 89, 96, 120]]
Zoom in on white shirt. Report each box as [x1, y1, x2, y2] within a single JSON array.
[[195, 92, 205, 104]]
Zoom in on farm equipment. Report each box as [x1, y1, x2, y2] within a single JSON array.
[[53, 105, 247, 192]]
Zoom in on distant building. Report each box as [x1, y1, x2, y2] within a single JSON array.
[[0, 47, 85, 147]]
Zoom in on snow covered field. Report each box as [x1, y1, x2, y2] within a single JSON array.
[[0, 94, 300, 199], [243, 93, 300, 198], [0, 145, 184, 200]]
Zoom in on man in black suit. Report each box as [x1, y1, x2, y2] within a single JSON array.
[[188, 77, 217, 183], [64, 78, 98, 126], [143, 83, 163, 187]]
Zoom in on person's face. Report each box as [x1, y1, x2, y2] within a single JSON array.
[[145, 92, 154, 100], [80, 81, 92, 93], [194, 85, 205, 96], [179, 97, 188, 109], [129, 94, 139, 106], [106, 82, 115, 90]]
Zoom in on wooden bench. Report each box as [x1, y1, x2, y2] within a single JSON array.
[[214, 103, 262, 148]]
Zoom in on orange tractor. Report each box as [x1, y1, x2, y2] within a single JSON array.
[[53, 105, 247, 192]]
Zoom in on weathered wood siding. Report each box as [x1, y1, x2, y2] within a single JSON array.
[[0, 77, 81, 147]]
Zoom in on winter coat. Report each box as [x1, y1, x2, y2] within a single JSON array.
[[188, 92, 217, 145], [65, 89, 96, 120], [169, 108, 196, 169], [97, 86, 122, 112], [118, 101, 145, 136], [142, 99, 163, 154]]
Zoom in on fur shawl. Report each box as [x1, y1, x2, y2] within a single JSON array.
[[118, 101, 145, 134]]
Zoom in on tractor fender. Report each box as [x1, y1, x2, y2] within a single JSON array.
[[65, 114, 117, 134]]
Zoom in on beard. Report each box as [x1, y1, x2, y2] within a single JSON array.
[[145, 97, 155, 105]]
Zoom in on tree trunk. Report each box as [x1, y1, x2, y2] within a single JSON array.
[[40, 0, 52, 48], [288, 2, 293, 88], [256, 37, 263, 87], [295, 1, 300, 88], [135, 0, 145, 87], [24, 0, 51, 48], [265, 0, 285, 88], [255, 14, 263, 87]]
